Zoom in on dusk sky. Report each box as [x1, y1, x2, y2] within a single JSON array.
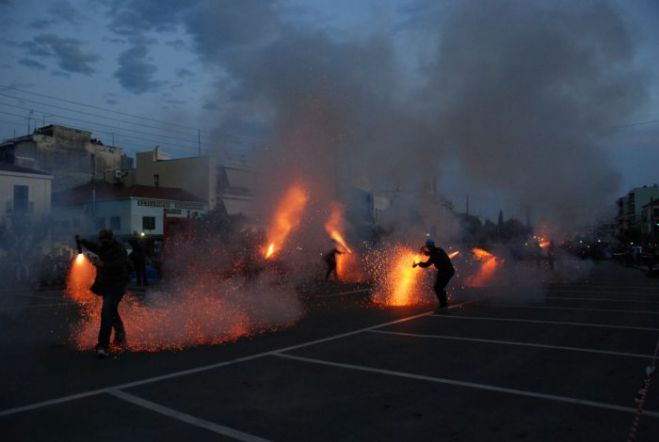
[[1, 0, 658, 221]]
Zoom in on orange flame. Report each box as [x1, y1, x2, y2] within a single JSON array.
[[325, 203, 353, 254], [263, 184, 309, 259], [336, 251, 365, 282], [466, 247, 499, 287], [66, 254, 97, 304], [324, 203, 364, 282], [372, 247, 427, 306], [539, 240, 550, 249], [265, 243, 275, 259]]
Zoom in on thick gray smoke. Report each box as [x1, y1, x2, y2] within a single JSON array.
[[427, 0, 649, 227], [200, 0, 648, 233], [101, 0, 650, 235]]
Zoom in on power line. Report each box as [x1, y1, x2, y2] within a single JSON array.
[[0, 84, 203, 132], [0, 109, 198, 154], [0, 100, 204, 147], [0, 91, 203, 141], [0, 85, 261, 146]]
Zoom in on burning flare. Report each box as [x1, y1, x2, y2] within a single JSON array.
[[466, 247, 499, 287], [371, 247, 429, 306], [324, 203, 364, 282], [325, 203, 353, 254], [263, 184, 309, 259], [66, 255, 302, 352], [66, 254, 96, 304]]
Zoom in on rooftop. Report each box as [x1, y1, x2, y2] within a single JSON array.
[[53, 181, 205, 206]]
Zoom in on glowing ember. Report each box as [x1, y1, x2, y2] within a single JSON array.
[[336, 251, 365, 283], [66, 270, 302, 352], [371, 247, 431, 306], [263, 184, 309, 259], [448, 251, 460, 259], [466, 247, 499, 287], [539, 240, 550, 249]]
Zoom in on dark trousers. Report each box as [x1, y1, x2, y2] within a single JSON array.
[[434, 271, 454, 307], [325, 264, 337, 281], [98, 287, 126, 349], [134, 259, 148, 286]]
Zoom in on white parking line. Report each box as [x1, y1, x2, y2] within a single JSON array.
[[368, 330, 656, 360], [274, 353, 659, 418], [546, 296, 659, 304], [548, 288, 659, 295], [430, 314, 659, 332], [475, 303, 659, 316], [0, 308, 440, 417], [108, 390, 271, 442]]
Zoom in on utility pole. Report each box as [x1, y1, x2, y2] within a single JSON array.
[[27, 109, 34, 134], [197, 129, 201, 156]]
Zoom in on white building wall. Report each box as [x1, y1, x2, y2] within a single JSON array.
[[0, 171, 52, 219], [92, 200, 132, 236], [129, 200, 165, 235]]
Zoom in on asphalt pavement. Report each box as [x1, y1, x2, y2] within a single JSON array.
[[1, 261, 659, 441]]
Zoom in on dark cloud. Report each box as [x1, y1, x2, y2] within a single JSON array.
[[176, 68, 194, 79], [203, 101, 219, 111], [18, 58, 47, 70], [48, 0, 84, 26], [114, 41, 163, 94], [166, 99, 186, 105], [21, 34, 99, 75], [30, 18, 55, 29], [182, 0, 280, 62], [165, 39, 187, 51], [102, 0, 198, 35], [28, 1, 84, 30], [106, 99, 117, 105]]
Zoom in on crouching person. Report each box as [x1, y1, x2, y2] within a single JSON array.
[[76, 230, 130, 358]]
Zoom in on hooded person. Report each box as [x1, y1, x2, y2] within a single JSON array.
[[413, 239, 455, 311], [76, 230, 130, 358]]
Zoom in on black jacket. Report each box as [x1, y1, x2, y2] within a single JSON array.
[[418, 246, 455, 275], [80, 239, 130, 294]]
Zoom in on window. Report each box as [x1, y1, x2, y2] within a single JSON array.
[[13, 185, 28, 213], [110, 216, 121, 231], [142, 216, 156, 230]]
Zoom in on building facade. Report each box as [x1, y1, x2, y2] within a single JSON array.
[[640, 199, 659, 237], [0, 125, 132, 192], [53, 182, 208, 238], [616, 185, 659, 236], [0, 162, 52, 220], [128, 148, 254, 216]]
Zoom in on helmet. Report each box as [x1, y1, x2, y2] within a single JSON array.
[[425, 239, 435, 248]]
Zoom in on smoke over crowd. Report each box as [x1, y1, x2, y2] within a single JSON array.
[[159, 0, 649, 232], [2, 1, 652, 352]]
